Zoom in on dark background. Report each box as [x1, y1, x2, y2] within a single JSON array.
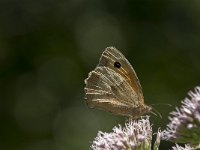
[[0, 0, 200, 149]]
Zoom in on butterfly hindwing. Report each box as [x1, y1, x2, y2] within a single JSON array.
[[85, 66, 140, 116], [84, 47, 151, 118]]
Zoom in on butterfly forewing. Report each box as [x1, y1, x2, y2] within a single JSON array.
[[99, 47, 144, 102]]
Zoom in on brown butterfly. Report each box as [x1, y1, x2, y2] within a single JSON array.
[[84, 47, 151, 119]]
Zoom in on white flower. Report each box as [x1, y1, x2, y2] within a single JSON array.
[[91, 116, 152, 150], [171, 144, 193, 150], [153, 129, 162, 150], [162, 86, 200, 146]]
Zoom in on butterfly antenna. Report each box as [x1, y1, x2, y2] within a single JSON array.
[[151, 103, 173, 107], [150, 110, 157, 117], [149, 103, 172, 119], [150, 106, 162, 119]]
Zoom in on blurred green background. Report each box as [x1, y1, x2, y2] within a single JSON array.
[[1, 0, 200, 149]]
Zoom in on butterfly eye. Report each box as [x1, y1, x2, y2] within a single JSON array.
[[114, 61, 121, 68]]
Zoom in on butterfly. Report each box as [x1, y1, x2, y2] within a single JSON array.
[[84, 47, 151, 119]]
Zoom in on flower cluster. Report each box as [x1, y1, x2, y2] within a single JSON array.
[[91, 116, 152, 150], [162, 87, 200, 146], [171, 144, 193, 150], [89, 86, 200, 149]]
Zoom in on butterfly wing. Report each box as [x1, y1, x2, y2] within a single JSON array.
[[99, 47, 144, 102], [84, 47, 150, 117], [85, 66, 140, 117]]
